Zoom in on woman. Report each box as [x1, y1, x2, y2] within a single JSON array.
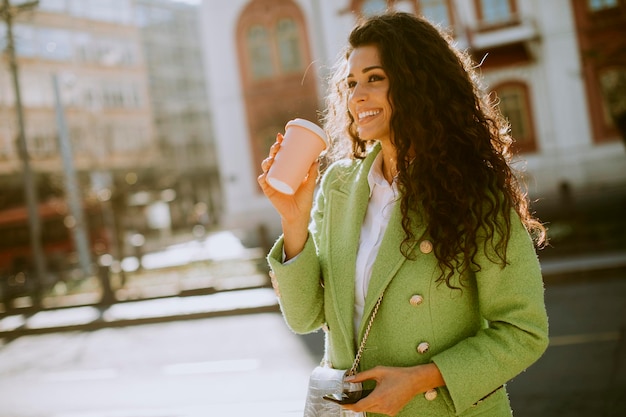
[[258, 12, 549, 417]]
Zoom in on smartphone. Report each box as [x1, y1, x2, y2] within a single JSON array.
[[322, 389, 374, 405]]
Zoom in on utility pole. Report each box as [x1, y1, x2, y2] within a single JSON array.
[[1, 0, 45, 306], [52, 73, 92, 278]]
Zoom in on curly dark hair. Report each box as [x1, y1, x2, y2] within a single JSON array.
[[322, 12, 546, 288]]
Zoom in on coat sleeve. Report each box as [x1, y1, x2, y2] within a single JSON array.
[[431, 211, 549, 415], [266, 166, 334, 334], [267, 234, 324, 334]]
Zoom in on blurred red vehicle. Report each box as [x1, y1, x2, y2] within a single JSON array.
[[0, 198, 109, 305]]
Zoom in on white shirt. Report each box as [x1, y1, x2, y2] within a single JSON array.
[[353, 152, 398, 339]]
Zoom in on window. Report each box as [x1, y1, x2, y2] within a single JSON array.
[[74, 32, 93, 62], [361, 0, 388, 16], [276, 19, 302, 73], [130, 83, 142, 108], [237, 0, 318, 187], [95, 39, 133, 66], [21, 72, 52, 107], [588, 0, 619, 11], [247, 25, 274, 79], [39, 28, 72, 61], [27, 129, 57, 158], [420, 0, 451, 28], [598, 67, 626, 129], [101, 82, 140, 109], [88, 0, 130, 24], [245, 18, 307, 79], [68, 0, 133, 24], [494, 82, 536, 152], [39, 0, 67, 13], [477, 0, 515, 26], [13, 25, 37, 57]]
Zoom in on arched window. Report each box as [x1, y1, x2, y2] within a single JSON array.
[[237, 0, 319, 187], [494, 81, 537, 153], [276, 18, 302, 73], [247, 25, 274, 79]]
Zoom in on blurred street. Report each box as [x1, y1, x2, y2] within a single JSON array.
[[0, 270, 624, 417], [509, 272, 626, 417], [0, 189, 625, 417], [0, 312, 314, 417]]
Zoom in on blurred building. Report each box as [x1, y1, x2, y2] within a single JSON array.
[[0, 0, 221, 287], [0, 0, 158, 281], [133, 0, 222, 233], [200, 0, 626, 242]]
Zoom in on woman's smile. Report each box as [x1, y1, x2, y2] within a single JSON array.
[[358, 109, 382, 122], [346, 45, 392, 143]]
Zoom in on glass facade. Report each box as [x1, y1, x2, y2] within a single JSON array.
[[12, 24, 136, 67], [38, 0, 134, 24]]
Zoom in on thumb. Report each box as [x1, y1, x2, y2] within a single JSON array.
[[299, 161, 320, 192], [345, 368, 378, 384]]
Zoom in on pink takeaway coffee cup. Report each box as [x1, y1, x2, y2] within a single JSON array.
[[266, 118, 328, 195]]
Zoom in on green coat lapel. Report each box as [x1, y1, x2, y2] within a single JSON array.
[[326, 145, 380, 351], [356, 184, 427, 342], [358, 203, 421, 340]]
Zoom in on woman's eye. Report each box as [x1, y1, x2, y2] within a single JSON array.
[[369, 74, 384, 82], [347, 80, 356, 88]]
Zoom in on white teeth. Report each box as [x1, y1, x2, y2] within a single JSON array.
[[358, 110, 380, 120]]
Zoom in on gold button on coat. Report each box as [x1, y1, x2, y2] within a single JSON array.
[[409, 294, 424, 306], [417, 342, 430, 354], [419, 240, 433, 254], [424, 389, 437, 401]]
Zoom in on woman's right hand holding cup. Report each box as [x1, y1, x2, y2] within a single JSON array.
[[258, 133, 319, 259]]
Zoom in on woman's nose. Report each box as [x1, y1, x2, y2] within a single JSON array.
[[349, 84, 366, 104]]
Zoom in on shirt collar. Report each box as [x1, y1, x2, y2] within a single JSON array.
[[367, 151, 397, 197]]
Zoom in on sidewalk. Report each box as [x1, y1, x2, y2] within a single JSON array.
[[0, 230, 279, 338], [0, 287, 280, 337], [1, 248, 624, 339]]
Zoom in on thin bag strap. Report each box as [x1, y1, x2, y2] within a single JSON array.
[[347, 293, 384, 376]]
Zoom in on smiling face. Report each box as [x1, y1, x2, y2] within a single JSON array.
[[346, 45, 392, 144]]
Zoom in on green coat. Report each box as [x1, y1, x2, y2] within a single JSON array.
[[267, 144, 549, 416]]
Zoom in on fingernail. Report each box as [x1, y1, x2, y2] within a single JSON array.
[[344, 375, 355, 382]]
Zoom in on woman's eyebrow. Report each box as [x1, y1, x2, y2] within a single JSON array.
[[346, 65, 384, 78]]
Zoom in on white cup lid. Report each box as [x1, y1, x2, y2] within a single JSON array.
[[285, 118, 328, 148]]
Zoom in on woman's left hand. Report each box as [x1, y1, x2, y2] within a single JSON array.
[[342, 363, 445, 416]]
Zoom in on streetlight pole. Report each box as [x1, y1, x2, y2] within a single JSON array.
[[52, 73, 93, 278], [1, 0, 45, 306]]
